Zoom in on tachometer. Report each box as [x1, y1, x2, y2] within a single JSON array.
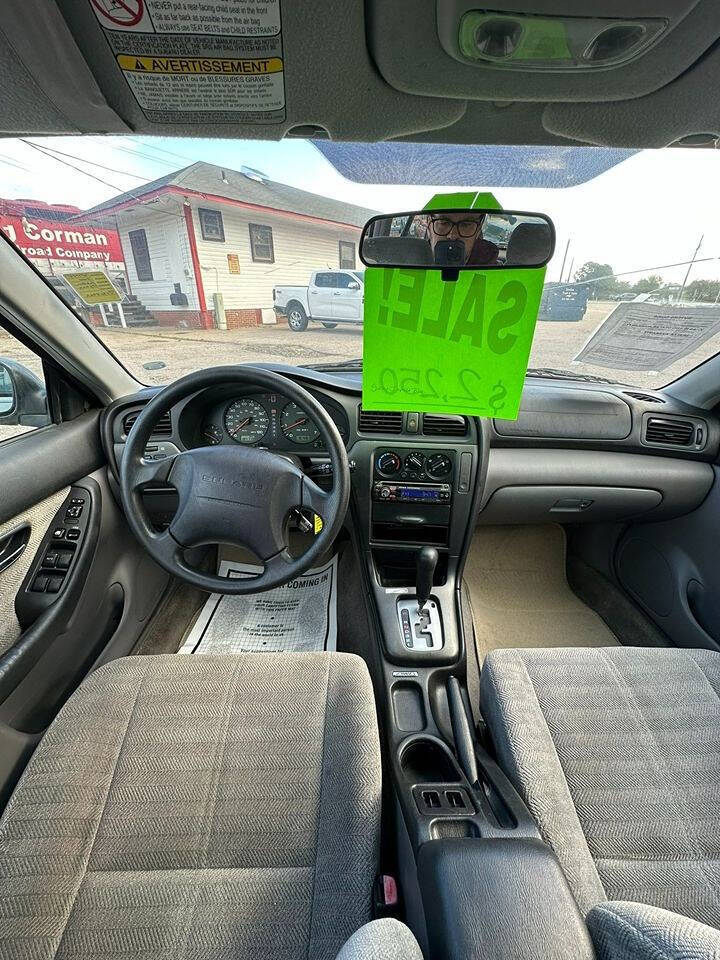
[[224, 398, 270, 445], [281, 401, 320, 444]]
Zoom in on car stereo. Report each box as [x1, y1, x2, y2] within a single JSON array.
[[372, 482, 451, 504]]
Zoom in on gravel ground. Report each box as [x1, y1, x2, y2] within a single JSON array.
[[3, 299, 719, 444]]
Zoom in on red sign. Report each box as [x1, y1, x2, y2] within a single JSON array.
[[0, 215, 124, 265]]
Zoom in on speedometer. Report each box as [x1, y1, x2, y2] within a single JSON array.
[[280, 401, 320, 444], [224, 398, 270, 445]]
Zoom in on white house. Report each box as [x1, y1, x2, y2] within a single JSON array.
[[83, 162, 377, 329]]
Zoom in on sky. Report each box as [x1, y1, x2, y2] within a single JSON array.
[[1, 135, 720, 286]]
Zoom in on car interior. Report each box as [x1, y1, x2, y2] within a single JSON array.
[[3, 2, 720, 959]]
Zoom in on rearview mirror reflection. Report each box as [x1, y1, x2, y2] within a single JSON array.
[[360, 208, 555, 270]]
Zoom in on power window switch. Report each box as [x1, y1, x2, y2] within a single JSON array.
[[56, 553, 72, 571], [42, 553, 58, 568], [32, 575, 49, 592], [66, 529, 81, 541], [46, 576, 64, 594]]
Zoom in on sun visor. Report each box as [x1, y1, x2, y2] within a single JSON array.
[[313, 142, 635, 188], [368, 0, 720, 104]]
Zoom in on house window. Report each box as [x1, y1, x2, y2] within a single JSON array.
[[249, 223, 274, 263], [128, 228, 153, 281], [339, 241, 355, 269], [198, 208, 225, 242]]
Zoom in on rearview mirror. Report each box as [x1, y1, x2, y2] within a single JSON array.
[[360, 208, 555, 270]]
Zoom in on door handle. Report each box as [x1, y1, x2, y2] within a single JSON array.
[[0, 524, 30, 573]]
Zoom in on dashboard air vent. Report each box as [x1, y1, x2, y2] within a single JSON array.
[[123, 409, 172, 437], [644, 417, 694, 446], [624, 391, 665, 404], [357, 408, 403, 434], [422, 413, 467, 437]]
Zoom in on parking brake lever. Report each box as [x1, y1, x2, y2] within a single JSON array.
[[447, 676, 479, 788]]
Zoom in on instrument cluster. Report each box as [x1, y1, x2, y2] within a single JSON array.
[[198, 391, 350, 451]]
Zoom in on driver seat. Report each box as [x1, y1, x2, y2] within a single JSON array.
[[0, 653, 383, 960]]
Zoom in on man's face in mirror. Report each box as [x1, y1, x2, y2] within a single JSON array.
[[423, 213, 498, 266]]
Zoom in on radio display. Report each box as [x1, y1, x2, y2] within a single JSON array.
[[403, 487, 438, 499]]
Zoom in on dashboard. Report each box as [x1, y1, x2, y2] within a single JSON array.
[[102, 365, 720, 535]]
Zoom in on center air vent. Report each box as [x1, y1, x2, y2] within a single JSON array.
[[123, 409, 172, 437], [422, 414, 467, 437], [644, 417, 695, 447], [358, 408, 403, 434]]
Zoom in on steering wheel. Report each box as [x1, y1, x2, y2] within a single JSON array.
[[119, 366, 350, 595]]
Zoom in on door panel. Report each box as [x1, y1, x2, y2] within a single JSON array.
[[616, 466, 720, 652], [0, 412, 170, 807], [0, 487, 69, 657]]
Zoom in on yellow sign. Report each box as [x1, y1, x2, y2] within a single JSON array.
[[116, 55, 283, 76], [227, 253, 241, 275], [61, 271, 122, 305], [313, 514, 323, 535]]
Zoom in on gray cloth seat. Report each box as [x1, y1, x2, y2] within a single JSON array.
[[0, 652, 383, 960], [479, 646, 720, 928]]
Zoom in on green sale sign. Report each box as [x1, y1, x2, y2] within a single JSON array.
[[362, 265, 546, 419]]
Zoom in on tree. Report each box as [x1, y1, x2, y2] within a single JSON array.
[[573, 262, 619, 300], [630, 274, 663, 295], [684, 278, 720, 303]]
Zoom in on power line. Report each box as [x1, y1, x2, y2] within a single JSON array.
[[20, 140, 126, 192], [23, 140, 149, 180], [0, 154, 33, 173]]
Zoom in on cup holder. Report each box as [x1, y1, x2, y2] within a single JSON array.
[[400, 738, 462, 784]]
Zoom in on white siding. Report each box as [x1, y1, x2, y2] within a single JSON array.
[[191, 202, 361, 311], [118, 206, 197, 311]]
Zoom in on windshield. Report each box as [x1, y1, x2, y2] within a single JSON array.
[[2, 136, 720, 389]]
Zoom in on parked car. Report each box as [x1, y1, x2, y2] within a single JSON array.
[[273, 268, 364, 331], [538, 281, 589, 321]]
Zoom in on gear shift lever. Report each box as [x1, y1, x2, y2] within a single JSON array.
[[416, 546, 438, 612]]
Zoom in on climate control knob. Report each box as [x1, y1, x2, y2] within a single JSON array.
[[426, 453, 452, 479], [405, 452, 424, 472], [376, 451, 402, 476]]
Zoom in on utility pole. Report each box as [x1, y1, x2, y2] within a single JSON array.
[[566, 257, 574, 283], [679, 234, 703, 303], [559, 238, 571, 284]]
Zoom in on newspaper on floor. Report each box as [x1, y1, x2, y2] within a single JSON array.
[[573, 301, 720, 371], [178, 555, 338, 655]]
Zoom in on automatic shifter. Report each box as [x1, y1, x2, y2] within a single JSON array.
[[416, 546, 439, 612], [396, 546, 443, 651]]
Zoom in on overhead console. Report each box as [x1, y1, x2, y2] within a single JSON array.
[[368, 0, 720, 103]]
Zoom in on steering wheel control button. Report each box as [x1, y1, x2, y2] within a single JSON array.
[[377, 451, 402, 476]]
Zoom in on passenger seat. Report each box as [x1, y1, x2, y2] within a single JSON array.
[[479, 646, 720, 951]]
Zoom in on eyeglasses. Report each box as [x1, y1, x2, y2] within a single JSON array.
[[430, 217, 480, 238]]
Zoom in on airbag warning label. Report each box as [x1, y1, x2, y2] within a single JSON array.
[[90, 0, 285, 124]]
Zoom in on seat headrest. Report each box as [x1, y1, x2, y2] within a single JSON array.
[[505, 222, 553, 266], [362, 236, 434, 266]]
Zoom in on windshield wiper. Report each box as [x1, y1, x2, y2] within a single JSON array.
[[301, 359, 363, 371], [527, 367, 621, 385]]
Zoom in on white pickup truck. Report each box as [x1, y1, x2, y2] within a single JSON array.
[[273, 268, 364, 332]]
